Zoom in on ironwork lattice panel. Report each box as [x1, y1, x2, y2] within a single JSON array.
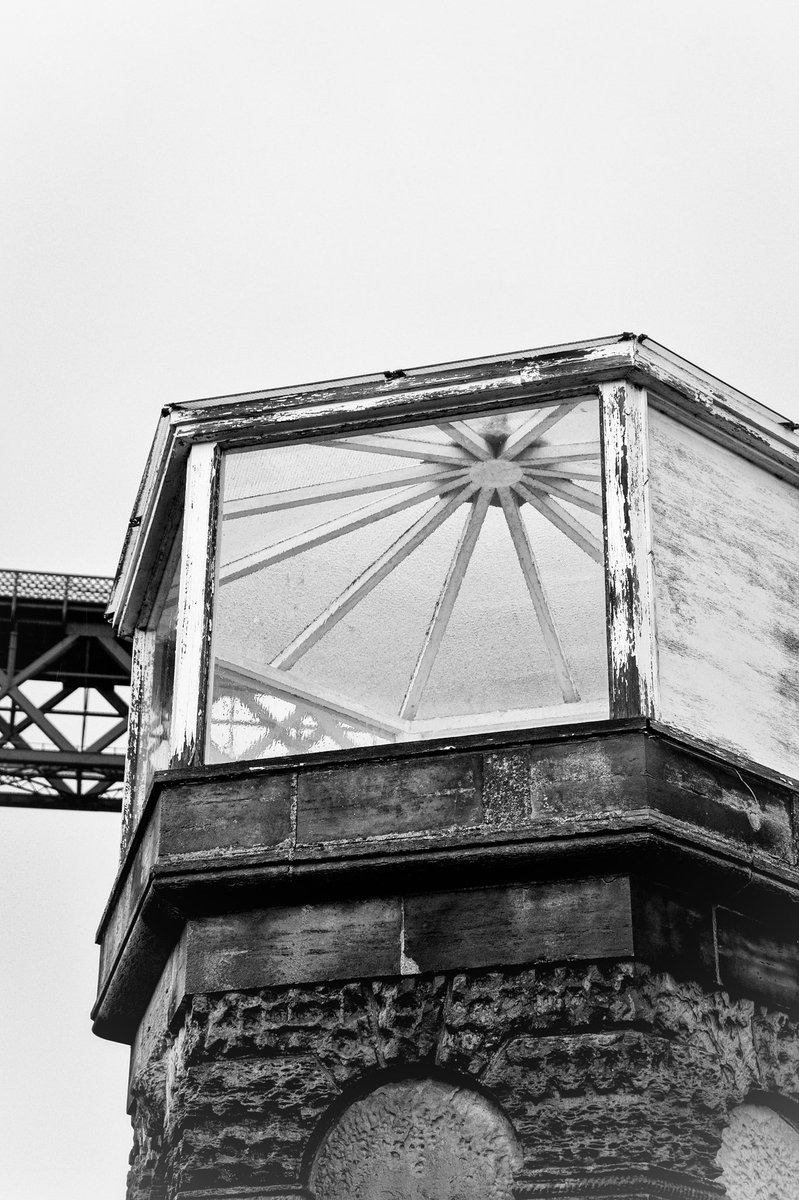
[[0, 570, 128, 811]]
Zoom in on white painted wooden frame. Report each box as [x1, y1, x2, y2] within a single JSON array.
[[119, 627, 153, 852], [170, 442, 222, 766], [109, 335, 799, 641], [599, 381, 658, 719], [121, 517, 184, 848]]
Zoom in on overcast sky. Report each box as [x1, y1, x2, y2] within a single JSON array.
[[1, 3, 798, 1198]]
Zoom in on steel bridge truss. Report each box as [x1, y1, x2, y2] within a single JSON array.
[[0, 570, 129, 811]]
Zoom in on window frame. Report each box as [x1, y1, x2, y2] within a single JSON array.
[[157, 380, 658, 775]]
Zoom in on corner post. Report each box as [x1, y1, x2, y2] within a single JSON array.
[[599, 380, 658, 718], [171, 441, 221, 766], [119, 627, 152, 851]]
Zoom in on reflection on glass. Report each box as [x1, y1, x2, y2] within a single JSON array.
[[208, 400, 608, 763]]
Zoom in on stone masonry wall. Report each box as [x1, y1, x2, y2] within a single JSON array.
[[126, 960, 799, 1199]]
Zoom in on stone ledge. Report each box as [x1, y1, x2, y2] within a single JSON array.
[[93, 725, 799, 1043], [96, 864, 799, 1047]]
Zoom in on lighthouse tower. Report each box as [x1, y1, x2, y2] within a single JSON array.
[[94, 335, 799, 1199]]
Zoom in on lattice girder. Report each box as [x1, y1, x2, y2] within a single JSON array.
[[0, 570, 128, 811]]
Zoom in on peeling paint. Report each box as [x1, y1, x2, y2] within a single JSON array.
[[110, 337, 799, 647], [600, 383, 657, 720], [171, 444, 221, 767]]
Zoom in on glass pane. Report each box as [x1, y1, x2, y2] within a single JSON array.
[[208, 399, 609, 764]]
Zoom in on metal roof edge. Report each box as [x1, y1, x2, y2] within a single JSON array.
[[169, 332, 634, 413], [107, 333, 799, 633]]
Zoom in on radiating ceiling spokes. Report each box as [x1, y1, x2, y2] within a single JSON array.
[[220, 405, 602, 723], [271, 481, 479, 670], [400, 488, 493, 721]]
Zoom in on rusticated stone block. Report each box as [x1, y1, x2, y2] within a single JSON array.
[[124, 962, 799, 1198], [197, 984, 381, 1087], [367, 975, 450, 1064]]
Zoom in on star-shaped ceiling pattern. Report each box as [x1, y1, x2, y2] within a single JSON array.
[[214, 403, 603, 747]]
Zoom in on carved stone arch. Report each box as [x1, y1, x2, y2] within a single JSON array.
[[307, 1072, 523, 1200], [716, 1096, 799, 1200]]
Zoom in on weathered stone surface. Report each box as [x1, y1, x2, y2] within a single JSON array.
[[368, 976, 450, 1065], [124, 962, 799, 1198], [309, 1078, 521, 1200], [198, 983, 381, 1086], [403, 877, 633, 975], [297, 754, 482, 844], [127, 1058, 168, 1200], [716, 1103, 799, 1200], [184, 899, 403, 992]]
